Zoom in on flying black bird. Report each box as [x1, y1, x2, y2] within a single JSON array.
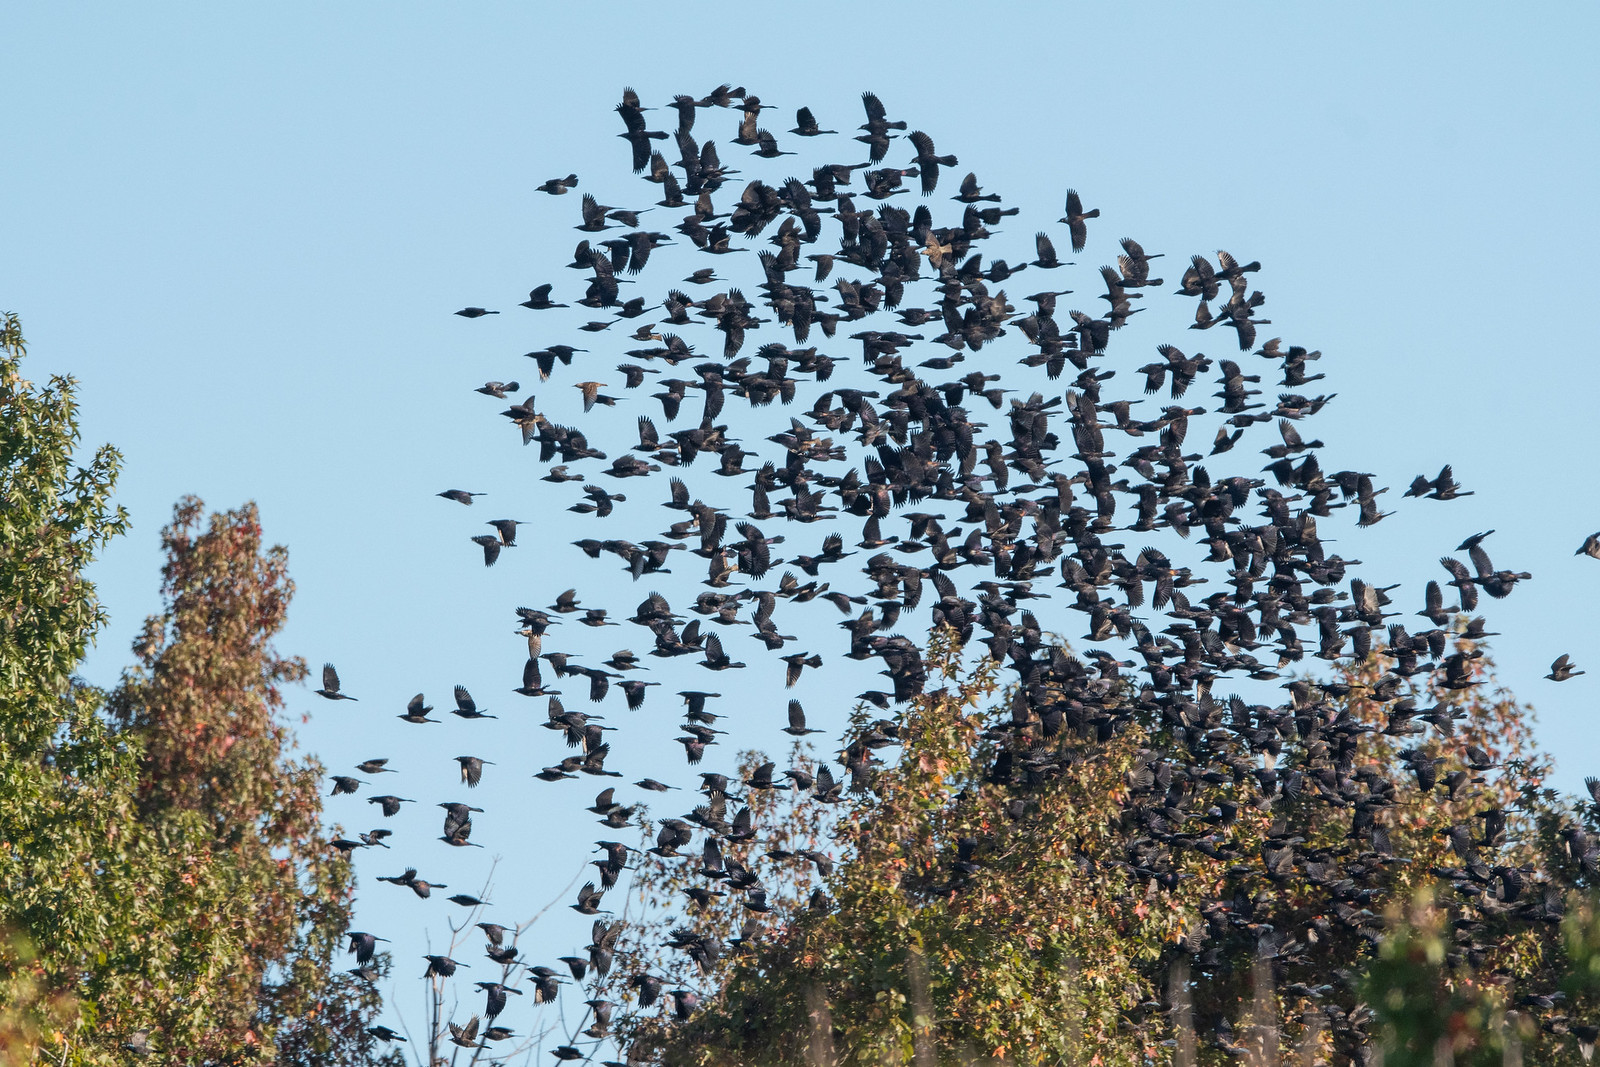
[[368, 795, 414, 817], [790, 107, 836, 137], [423, 954, 467, 977], [455, 755, 494, 787], [470, 534, 502, 566], [1548, 654, 1585, 681], [315, 663, 356, 701], [520, 284, 568, 311], [378, 868, 447, 899], [571, 881, 607, 915], [1405, 464, 1472, 501], [537, 174, 579, 194], [452, 685, 496, 719], [783, 699, 821, 735], [907, 131, 957, 195], [486, 518, 522, 546], [398, 693, 437, 724], [855, 91, 906, 163], [1059, 189, 1099, 253], [477, 981, 524, 1020], [346, 931, 389, 964], [359, 84, 1590, 1067]]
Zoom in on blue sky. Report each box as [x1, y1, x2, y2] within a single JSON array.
[[6, 1, 1599, 1052]]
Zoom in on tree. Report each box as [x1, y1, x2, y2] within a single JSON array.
[[627, 627, 1597, 1066], [0, 313, 395, 1065], [0, 308, 134, 1060], [106, 498, 399, 1066]]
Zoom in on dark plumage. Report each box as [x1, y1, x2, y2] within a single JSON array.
[[346, 85, 1582, 1067], [315, 663, 356, 701], [1059, 189, 1099, 253]]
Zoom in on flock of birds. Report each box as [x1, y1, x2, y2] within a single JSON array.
[[310, 86, 1600, 1065]]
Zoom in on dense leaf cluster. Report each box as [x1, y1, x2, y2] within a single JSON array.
[[638, 635, 1592, 1066], [0, 314, 395, 1066]]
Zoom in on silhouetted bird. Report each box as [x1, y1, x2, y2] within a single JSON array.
[[356, 85, 1582, 1067], [1059, 189, 1099, 253], [538, 174, 579, 195], [315, 663, 356, 700], [1548, 654, 1584, 681]]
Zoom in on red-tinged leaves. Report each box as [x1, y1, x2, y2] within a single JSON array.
[[631, 624, 1584, 1067], [0, 335, 396, 1067]]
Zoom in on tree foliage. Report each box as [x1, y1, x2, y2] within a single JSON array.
[[0, 308, 134, 1060], [104, 498, 398, 1066], [628, 625, 1599, 1066], [0, 313, 395, 1066]]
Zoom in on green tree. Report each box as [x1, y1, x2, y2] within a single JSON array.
[[625, 627, 1595, 1066], [0, 313, 395, 1065], [0, 308, 133, 1060]]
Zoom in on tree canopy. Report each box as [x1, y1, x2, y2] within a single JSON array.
[[0, 313, 395, 1066], [628, 631, 1594, 1066]]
